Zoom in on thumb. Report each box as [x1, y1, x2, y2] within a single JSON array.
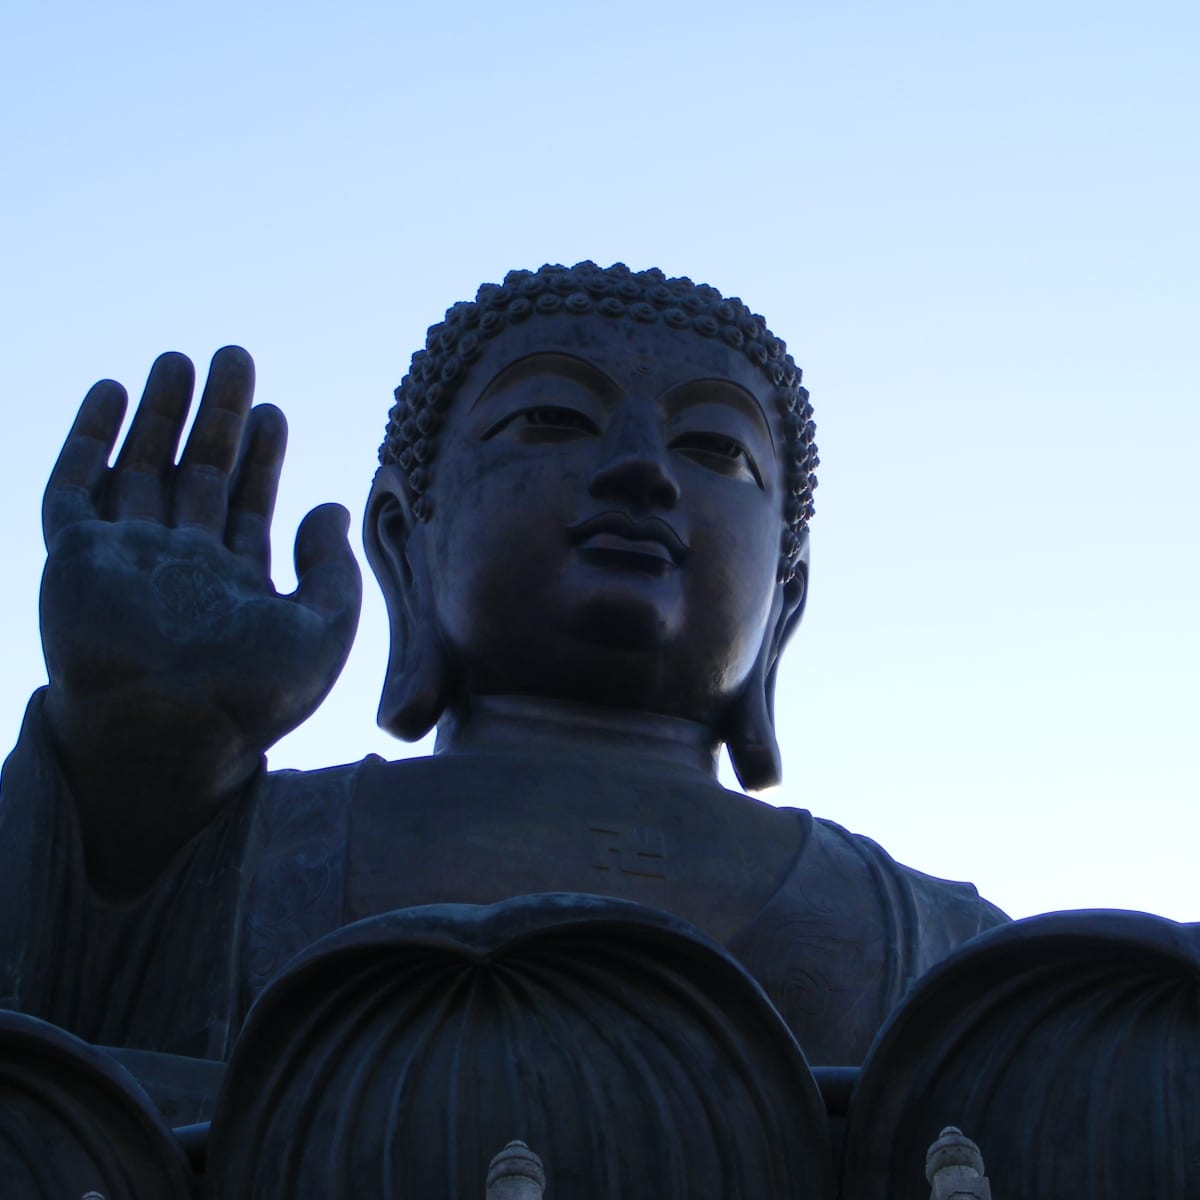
[[292, 503, 363, 626]]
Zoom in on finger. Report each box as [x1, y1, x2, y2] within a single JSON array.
[[226, 404, 288, 571], [292, 503, 363, 624], [172, 345, 255, 532], [42, 379, 127, 548], [109, 351, 195, 522]]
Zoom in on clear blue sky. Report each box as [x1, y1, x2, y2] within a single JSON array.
[[2, 0, 1196, 919]]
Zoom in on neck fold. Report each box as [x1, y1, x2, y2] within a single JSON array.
[[435, 694, 719, 780]]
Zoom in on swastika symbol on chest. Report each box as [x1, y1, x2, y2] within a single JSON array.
[[587, 821, 667, 880]]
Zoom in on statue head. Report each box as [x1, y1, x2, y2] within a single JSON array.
[[364, 262, 818, 789]]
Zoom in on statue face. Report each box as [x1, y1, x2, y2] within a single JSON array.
[[417, 314, 787, 726]]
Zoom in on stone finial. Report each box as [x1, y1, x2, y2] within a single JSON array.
[[925, 1127, 992, 1199], [486, 1140, 546, 1200]]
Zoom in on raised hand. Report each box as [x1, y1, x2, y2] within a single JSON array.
[[39, 347, 362, 894]]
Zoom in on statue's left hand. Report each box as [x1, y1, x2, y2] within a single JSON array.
[[38, 347, 362, 894]]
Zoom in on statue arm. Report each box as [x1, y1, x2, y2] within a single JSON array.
[[37, 349, 361, 899], [0, 690, 75, 1017]]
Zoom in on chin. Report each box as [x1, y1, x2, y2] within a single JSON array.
[[565, 588, 681, 652]]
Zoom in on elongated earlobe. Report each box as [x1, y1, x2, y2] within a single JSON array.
[[724, 671, 783, 791], [364, 469, 455, 741], [724, 563, 808, 792]]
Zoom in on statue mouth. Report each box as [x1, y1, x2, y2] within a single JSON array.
[[567, 512, 689, 573]]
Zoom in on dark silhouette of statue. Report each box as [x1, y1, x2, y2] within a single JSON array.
[[0, 262, 1025, 1195], [0, 262, 1004, 1062]]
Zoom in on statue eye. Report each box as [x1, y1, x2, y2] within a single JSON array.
[[670, 432, 763, 487], [484, 406, 600, 442]]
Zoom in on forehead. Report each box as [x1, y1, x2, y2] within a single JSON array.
[[454, 315, 780, 420]]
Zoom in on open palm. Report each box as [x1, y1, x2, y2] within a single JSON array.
[[39, 347, 362, 869]]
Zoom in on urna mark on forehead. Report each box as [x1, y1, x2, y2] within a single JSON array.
[[380, 262, 819, 582]]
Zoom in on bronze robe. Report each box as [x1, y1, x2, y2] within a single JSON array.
[[0, 690, 1005, 1067]]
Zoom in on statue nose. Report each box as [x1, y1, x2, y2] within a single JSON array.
[[587, 410, 680, 511]]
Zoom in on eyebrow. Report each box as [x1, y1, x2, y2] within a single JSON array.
[[471, 352, 619, 409], [472, 354, 777, 453], [660, 378, 776, 452]]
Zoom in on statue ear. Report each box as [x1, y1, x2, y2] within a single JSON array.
[[363, 467, 454, 741], [723, 533, 810, 792]]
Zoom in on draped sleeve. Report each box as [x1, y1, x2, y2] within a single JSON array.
[[0, 689, 258, 1057], [0, 690, 370, 1058]]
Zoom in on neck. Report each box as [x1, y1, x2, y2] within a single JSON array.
[[435, 694, 720, 780]]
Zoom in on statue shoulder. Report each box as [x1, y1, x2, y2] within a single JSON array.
[[243, 752, 444, 987], [256, 751, 443, 830], [243, 753, 392, 998], [804, 814, 1009, 950], [729, 810, 1008, 1063]]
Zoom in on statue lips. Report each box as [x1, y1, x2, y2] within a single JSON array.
[[567, 512, 689, 577]]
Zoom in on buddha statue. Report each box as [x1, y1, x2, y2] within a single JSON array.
[[0, 262, 1005, 1077]]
